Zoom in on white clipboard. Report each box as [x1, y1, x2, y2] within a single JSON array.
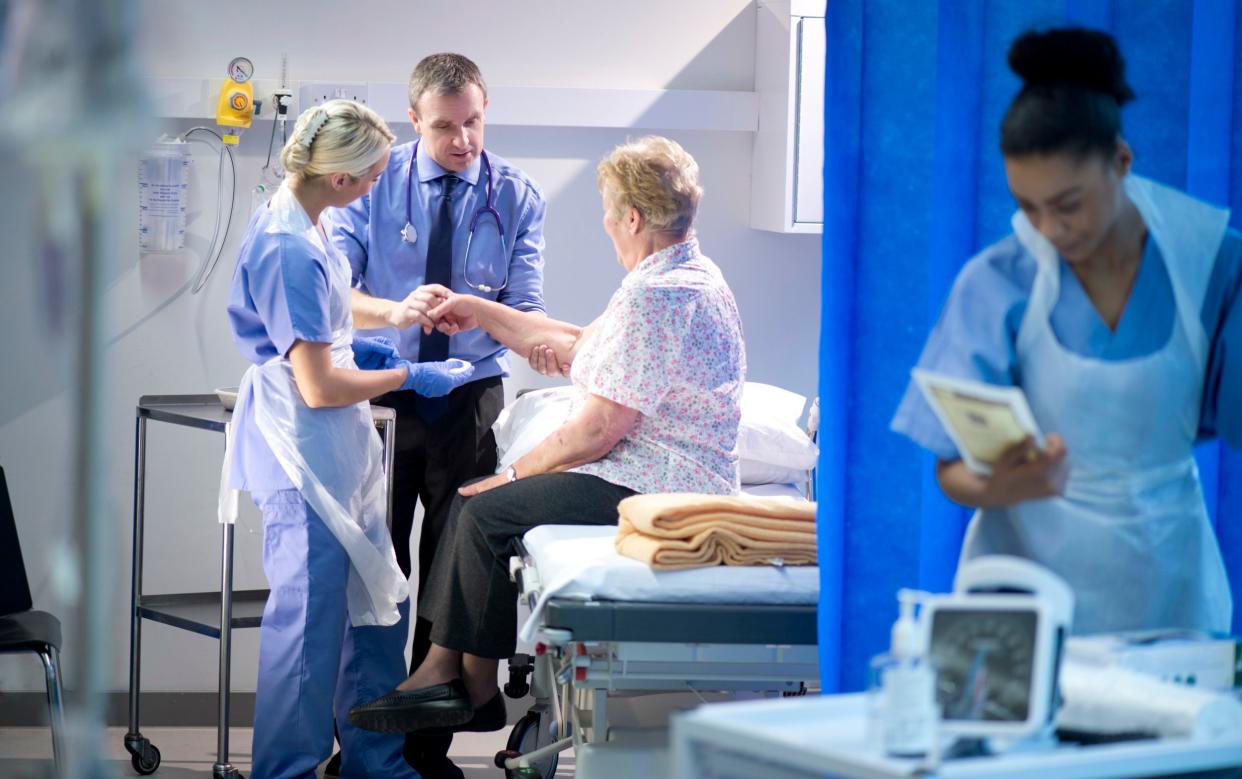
[[912, 369, 1044, 475]]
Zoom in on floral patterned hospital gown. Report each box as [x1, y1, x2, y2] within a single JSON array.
[[569, 238, 746, 495]]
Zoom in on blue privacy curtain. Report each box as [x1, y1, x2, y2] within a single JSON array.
[[816, 0, 1242, 693]]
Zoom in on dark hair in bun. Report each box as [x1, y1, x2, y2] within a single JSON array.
[[1001, 27, 1134, 159]]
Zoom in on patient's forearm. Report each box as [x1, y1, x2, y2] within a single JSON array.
[[470, 299, 582, 360], [512, 394, 639, 476]]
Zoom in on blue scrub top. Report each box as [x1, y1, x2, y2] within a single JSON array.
[[327, 141, 546, 379], [226, 193, 340, 492], [892, 228, 1242, 460]]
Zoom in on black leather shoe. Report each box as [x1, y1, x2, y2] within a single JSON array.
[[423, 691, 507, 734], [348, 679, 473, 733]]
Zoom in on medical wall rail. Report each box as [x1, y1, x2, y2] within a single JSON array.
[[122, 395, 396, 779]]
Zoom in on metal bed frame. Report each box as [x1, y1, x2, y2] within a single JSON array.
[[493, 535, 820, 779]]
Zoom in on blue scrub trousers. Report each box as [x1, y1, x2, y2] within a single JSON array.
[[251, 490, 419, 779]]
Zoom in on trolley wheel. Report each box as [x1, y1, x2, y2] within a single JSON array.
[[130, 742, 161, 775], [503, 711, 560, 779]]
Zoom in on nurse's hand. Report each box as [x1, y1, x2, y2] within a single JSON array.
[[398, 358, 475, 397], [352, 335, 401, 370], [937, 435, 1069, 509], [984, 434, 1069, 505], [388, 284, 454, 333], [528, 345, 571, 378]]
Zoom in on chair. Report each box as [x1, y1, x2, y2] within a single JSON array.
[[0, 465, 65, 774]]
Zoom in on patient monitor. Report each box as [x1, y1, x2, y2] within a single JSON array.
[[923, 555, 1074, 741]]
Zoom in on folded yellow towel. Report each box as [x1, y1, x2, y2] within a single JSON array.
[[615, 493, 818, 570]]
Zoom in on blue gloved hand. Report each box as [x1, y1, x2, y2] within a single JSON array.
[[398, 358, 475, 397], [352, 335, 401, 370]]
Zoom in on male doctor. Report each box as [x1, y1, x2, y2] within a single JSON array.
[[329, 52, 547, 779]]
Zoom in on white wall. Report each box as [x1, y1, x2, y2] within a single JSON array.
[[0, 0, 821, 694]]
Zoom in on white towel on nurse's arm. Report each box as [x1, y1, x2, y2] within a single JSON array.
[[615, 493, 817, 570]]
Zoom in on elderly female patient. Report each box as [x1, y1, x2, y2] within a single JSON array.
[[348, 135, 746, 734]]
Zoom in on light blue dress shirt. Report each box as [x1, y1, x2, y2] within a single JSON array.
[[892, 228, 1242, 459], [328, 141, 547, 381]]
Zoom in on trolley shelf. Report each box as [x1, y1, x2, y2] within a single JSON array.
[[137, 590, 270, 638], [137, 394, 395, 430], [138, 395, 231, 432]]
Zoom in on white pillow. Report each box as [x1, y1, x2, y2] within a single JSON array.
[[737, 383, 819, 484], [740, 458, 812, 486], [492, 382, 819, 484], [494, 387, 575, 471], [741, 381, 808, 427]]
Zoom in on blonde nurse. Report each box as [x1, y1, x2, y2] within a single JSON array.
[[225, 99, 473, 778]]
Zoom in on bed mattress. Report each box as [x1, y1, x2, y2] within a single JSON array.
[[518, 521, 820, 642]]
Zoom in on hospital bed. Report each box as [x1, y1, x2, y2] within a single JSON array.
[[486, 382, 821, 778], [494, 484, 820, 779]]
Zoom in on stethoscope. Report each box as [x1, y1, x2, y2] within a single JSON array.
[[401, 140, 508, 293]]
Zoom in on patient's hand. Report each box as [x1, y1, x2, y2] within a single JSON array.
[[529, 344, 571, 378], [428, 293, 481, 336], [459, 471, 510, 497]]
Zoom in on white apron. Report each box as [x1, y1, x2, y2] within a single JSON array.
[[960, 175, 1233, 635], [220, 185, 408, 627]]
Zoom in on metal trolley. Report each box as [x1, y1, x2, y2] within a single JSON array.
[[122, 394, 395, 779]]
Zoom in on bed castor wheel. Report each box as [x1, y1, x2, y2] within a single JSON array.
[[495, 749, 521, 769], [130, 742, 161, 775], [492, 755, 542, 779], [502, 711, 560, 778]]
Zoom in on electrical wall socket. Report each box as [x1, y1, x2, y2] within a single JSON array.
[[298, 82, 370, 110]]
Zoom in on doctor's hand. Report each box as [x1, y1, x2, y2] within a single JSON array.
[[528, 344, 571, 378], [983, 434, 1069, 505], [387, 284, 454, 333], [398, 358, 475, 397], [352, 335, 401, 370], [428, 293, 481, 336]]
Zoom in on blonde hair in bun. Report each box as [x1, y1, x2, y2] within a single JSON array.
[[280, 99, 395, 181]]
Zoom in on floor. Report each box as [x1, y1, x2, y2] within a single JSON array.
[[0, 726, 575, 778]]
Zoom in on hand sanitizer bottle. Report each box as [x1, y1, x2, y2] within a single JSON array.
[[876, 589, 936, 757]]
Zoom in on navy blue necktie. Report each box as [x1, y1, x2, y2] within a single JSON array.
[[412, 175, 458, 422]]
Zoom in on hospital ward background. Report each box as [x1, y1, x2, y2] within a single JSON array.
[[1, 1, 1242, 778]]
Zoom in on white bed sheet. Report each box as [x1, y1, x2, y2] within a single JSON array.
[[737, 481, 809, 500], [517, 518, 820, 642]]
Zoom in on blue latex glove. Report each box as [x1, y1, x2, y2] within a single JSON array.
[[399, 358, 475, 397], [352, 335, 401, 370]]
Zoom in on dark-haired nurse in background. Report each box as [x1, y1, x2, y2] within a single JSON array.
[[892, 27, 1242, 635]]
